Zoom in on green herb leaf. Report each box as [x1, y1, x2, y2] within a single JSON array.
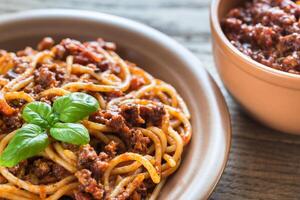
[[50, 122, 90, 145], [53, 92, 99, 123], [0, 124, 49, 167], [47, 113, 60, 127], [22, 102, 54, 128]]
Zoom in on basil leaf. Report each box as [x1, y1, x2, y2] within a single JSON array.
[[22, 102, 53, 128], [53, 92, 99, 123], [50, 122, 90, 145], [0, 124, 49, 167], [47, 113, 60, 127]]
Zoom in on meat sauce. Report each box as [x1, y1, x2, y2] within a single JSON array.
[[8, 157, 70, 185], [222, 0, 300, 74]]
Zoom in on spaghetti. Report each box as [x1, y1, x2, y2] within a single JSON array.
[[0, 37, 192, 200]]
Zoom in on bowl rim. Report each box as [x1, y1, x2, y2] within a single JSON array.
[[210, 0, 300, 88], [0, 9, 232, 199]]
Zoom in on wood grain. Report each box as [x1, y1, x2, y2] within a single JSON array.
[[1, 0, 300, 199]]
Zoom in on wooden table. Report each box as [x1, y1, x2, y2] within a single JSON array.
[[1, 0, 300, 199]]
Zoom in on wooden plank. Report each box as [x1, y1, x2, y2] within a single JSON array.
[[0, 0, 210, 9], [0, 0, 210, 36]]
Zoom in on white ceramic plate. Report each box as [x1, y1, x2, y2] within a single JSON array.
[[0, 9, 231, 200]]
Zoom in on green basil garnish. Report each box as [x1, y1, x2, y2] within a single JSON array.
[[46, 113, 60, 127], [0, 92, 98, 167], [0, 124, 49, 167], [53, 92, 99, 123], [50, 122, 90, 145], [22, 102, 53, 128]]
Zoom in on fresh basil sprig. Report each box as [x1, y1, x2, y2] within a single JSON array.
[[0, 92, 99, 167]]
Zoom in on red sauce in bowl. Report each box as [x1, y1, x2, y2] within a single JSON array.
[[222, 0, 300, 74]]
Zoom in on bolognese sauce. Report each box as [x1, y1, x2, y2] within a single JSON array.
[[222, 0, 300, 74]]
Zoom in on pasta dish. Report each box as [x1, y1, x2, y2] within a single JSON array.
[[0, 37, 192, 200]]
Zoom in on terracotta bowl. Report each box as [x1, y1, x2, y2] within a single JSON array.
[[0, 10, 231, 199], [211, 0, 300, 134]]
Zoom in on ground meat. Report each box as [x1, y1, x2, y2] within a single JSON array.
[[104, 141, 118, 157], [117, 191, 130, 200], [277, 33, 300, 54], [8, 160, 28, 179], [89, 114, 150, 153], [90, 109, 130, 134], [61, 142, 80, 152], [119, 103, 165, 127], [16, 47, 36, 57], [13, 62, 28, 74], [53, 44, 67, 59], [89, 137, 121, 158], [52, 161, 69, 178], [89, 103, 165, 153], [90, 103, 165, 130], [77, 145, 98, 169], [87, 59, 119, 74], [37, 37, 55, 51], [8, 99, 26, 109], [2, 57, 28, 80], [34, 66, 57, 90], [59, 38, 104, 65], [0, 174, 7, 184], [90, 152, 109, 179], [95, 60, 112, 72], [30, 158, 70, 185], [130, 129, 151, 153], [77, 145, 109, 180], [75, 169, 105, 200], [74, 191, 92, 200], [8, 158, 70, 185], [129, 76, 146, 91], [32, 159, 51, 178], [92, 38, 116, 51], [222, 0, 300, 74], [33, 64, 65, 93], [120, 103, 145, 126], [0, 112, 23, 133], [102, 91, 124, 101], [53, 38, 119, 75], [139, 104, 166, 126], [133, 179, 155, 200], [38, 95, 56, 105], [135, 182, 148, 199]]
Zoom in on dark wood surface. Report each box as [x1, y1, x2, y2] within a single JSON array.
[[1, 0, 300, 199]]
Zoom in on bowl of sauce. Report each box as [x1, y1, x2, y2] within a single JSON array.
[[211, 0, 300, 134]]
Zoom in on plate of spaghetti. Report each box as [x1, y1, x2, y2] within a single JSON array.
[[0, 10, 231, 200]]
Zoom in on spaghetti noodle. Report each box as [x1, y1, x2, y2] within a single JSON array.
[[0, 37, 192, 200]]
